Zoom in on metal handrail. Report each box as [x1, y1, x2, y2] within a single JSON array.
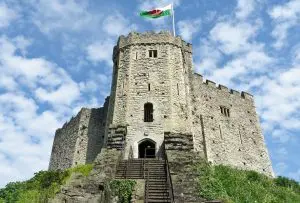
[[163, 143, 175, 203], [165, 157, 175, 202], [145, 161, 150, 203]]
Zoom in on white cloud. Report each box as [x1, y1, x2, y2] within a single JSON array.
[[11, 36, 32, 56], [0, 2, 18, 28], [207, 50, 272, 85], [86, 39, 115, 66], [177, 18, 201, 42], [268, 0, 300, 49], [138, 0, 180, 10], [0, 35, 103, 187], [29, 0, 101, 34], [210, 20, 261, 54], [235, 0, 256, 19], [102, 14, 137, 37], [269, 0, 300, 20], [35, 81, 80, 106]]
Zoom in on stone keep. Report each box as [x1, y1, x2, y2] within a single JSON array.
[[49, 32, 273, 176]]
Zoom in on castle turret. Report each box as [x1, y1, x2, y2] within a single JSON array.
[[106, 31, 194, 158]]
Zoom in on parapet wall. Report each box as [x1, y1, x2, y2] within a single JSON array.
[[114, 31, 192, 60], [193, 73, 253, 101], [49, 112, 81, 170], [49, 97, 110, 170]]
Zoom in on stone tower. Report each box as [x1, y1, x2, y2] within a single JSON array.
[[49, 31, 273, 178], [106, 31, 195, 160]]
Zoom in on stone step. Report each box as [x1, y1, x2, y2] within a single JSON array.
[[147, 197, 171, 200], [147, 186, 169, 190], [147, 189, 169, 193], [147, 192, 170, 196], [147, 200, 171, 203]]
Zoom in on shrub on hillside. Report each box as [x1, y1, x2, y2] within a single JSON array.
[[196, 163, 300, 203], [0, 164, 93, 203]]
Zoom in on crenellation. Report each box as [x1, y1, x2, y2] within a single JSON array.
[[194, 73, 203, 82], [230, 89, 240, 96], [241, 91, 254, 101], [205, 79, 216, 87], [218, 84, 229, 92], [116, 31, 192, 54]]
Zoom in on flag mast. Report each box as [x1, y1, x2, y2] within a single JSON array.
[[172, 3, 176, 37]]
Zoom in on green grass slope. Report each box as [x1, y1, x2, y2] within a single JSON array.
[[196, 162, 300, 203], [0, 164, 93, 203]]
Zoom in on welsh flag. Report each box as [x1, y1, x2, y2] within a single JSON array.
[[139, 4, 172, 18]]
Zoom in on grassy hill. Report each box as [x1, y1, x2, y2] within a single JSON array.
[[0, 164, 93, 203], [196, 162, 300, 203], [0, 163, 299, 203]]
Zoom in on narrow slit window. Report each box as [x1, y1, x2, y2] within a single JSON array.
[[144, 103, 154, 122], [177, 83, 179, 95], [136, 52, 138, 59], [148, 83, 151, 91], [220, 106, 230, 117], [149, 50, 158, 58]]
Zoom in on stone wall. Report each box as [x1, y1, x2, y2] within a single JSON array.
[[191, 73, 274, 176], [49, 97, 109, 170], [49, 114, 81, 170], [108, 31, 194, 159], [164, 132, 205, 203]]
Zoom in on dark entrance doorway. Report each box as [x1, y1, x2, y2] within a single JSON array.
[[138, 139, 156, 158]]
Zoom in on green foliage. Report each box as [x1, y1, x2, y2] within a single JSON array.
[[66, 164, 93, 177], [0, 182, 24, 202], [109, 180, 136, 203], [0, 164, 93, 203], [196, 163, 300, 203], [275, 176, 300, 193]]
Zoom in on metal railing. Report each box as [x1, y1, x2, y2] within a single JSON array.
[[165, 156, 175, 203], [163, 143, 175, 203], [144, 160, 150, 203]]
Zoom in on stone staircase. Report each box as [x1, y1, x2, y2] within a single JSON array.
[[115, 159, 144, 179], [145, 160, 171, 203], [115, 159, 172, 203]]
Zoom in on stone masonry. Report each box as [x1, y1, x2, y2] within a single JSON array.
[[49, 31, 274, 177], [49, 97, 109, 170]]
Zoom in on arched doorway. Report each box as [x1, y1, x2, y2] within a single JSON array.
[[138, 139, 156, 158]]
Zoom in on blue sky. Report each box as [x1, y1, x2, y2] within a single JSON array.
[[0, 0, 299, 187]]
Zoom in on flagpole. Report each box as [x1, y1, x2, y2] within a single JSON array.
[[172, 3, 176, 37]]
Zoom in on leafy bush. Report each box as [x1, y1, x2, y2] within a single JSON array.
[[109, 180, 136, 203], [0, 164, 93, 203], [275, 176, 300, 193], [196, 163, 300, 203]]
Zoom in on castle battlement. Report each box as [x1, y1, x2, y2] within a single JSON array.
[[194, 73, 253, 101], [114, 31, 192, 57]]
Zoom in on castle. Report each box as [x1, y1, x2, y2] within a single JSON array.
[[49, 32, 273, 177]]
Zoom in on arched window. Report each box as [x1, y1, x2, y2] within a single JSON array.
[[144, 103, 153, 122]]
